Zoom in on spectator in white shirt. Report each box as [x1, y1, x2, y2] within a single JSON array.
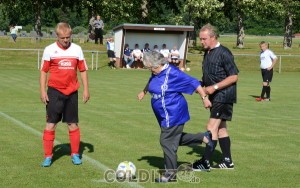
[[170, 45, 180, 65], [160, 44, 170, 62], [133, 44, 143, 62]]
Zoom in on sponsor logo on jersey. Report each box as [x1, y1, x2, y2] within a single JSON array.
[[58, 59, 74, 69]]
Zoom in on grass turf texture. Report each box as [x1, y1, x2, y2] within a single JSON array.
[[0, 36, 299, 187]]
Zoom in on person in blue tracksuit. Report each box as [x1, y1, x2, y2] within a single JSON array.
[[137, 51, 213, 183]]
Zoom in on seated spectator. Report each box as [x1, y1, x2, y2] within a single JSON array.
[[153, 45, 159, 52], [159, 44, 170, 62], [123, 44, 134, 69], [170, 45, 180, 65], [142, 43, 151, 53], [132, 44, 143, 68]]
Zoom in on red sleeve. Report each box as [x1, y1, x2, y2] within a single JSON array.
[[41, 60, 50, 72], [78, 59, 88, 72]]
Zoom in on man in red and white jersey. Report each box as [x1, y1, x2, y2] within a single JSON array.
[[39, 22, 90, 167]]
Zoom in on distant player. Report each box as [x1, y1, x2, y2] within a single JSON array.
[[106, 37, 116, 69], [39, 22, 90, 167], [256, 41, 277, 101]]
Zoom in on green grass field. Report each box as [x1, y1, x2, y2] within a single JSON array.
[[0, 36, 299, 187]]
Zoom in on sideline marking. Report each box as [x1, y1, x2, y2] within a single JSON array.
[[0, 111, 144, 188]]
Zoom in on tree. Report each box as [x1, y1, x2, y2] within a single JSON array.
[[183, 0, 223, 46], [183, 0, 224, 30], [33, 0, 43, 37], [220, 0, 257, 48], [252, 0, 300, 48], [280, 0, 300, 49], [283, 12, 293, 49]]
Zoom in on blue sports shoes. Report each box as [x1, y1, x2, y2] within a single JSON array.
[[71, 154, 82, 165], [41, 157, 52, 167]]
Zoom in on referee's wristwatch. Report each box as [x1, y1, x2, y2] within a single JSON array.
[[213, 84, 219, 90]]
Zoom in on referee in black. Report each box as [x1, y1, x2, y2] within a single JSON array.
[[192, 23, 239, 171]]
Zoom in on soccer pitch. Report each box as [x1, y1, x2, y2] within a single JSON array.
[[0, 66, 299, 187]]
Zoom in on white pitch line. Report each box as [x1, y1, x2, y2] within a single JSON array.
[[0, 111, 144, 188]]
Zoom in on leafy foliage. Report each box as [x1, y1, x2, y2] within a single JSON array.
[[0, 0, 300, 36]]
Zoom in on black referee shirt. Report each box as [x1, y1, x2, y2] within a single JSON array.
[[202, 45, 239, 103]]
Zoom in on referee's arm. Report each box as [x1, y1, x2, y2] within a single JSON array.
[[205, 75, 238, 95]]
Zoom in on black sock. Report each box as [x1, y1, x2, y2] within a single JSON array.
[[203, 140, 217, 160], [219, 137, 232, 163], [109, 61, 113, 66], [266, 86, 271, 98], [260, 86, 267, 98]]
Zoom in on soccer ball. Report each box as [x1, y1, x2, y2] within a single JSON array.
[[186, 67, 191, 71], [116, 161, 136, 179]]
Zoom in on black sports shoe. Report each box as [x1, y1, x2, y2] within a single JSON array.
[[192, 158, 210, 172], [204, 131, 213, 151], [211, 160, 234, 169]]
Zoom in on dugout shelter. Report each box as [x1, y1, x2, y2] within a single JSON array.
[[112, 23, 194, 68]]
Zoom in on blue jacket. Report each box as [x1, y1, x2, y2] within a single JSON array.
[[148, 64, 201, 127]]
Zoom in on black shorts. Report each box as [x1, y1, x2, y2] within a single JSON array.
[[210, 102, 233, 121], [46, 87, 78, 124], [261, 69, 273, 82], [107, 50, 115, 58]]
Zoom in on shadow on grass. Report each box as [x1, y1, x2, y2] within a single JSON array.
[[249, 94, 260, 99], [137, 156, 189, 169], [186, 145, 223, 164], [52, 141, 94, 164], [138, 145, 224, 169]]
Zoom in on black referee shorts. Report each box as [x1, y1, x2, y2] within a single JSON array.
[[210, 102, 233, 121], [261, 68, 273, 83], [46, 87, 78, 124]]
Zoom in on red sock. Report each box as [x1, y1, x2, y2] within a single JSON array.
[[43, 130, 55, 158], [69, 128, 80, 156]]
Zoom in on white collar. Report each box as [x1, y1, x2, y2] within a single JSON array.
[[213, 42, 221, 49], [162, 63, 169, 71], [208, 42, 220, 52]]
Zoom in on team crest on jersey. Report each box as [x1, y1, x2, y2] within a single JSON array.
[[161, 84, 168, 91]]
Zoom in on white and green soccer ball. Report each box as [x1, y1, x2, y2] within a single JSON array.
[[116, 161, 136, 179]]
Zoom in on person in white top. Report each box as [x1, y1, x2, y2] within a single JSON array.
[[153, 44, 159, 52], [159, 44, 170, 62], [256, 41, 277, 102], [132, 44, 143, 68], [106, 37, 116, 69], [9, 25, 18, 42], [170, 45, 180, 65]]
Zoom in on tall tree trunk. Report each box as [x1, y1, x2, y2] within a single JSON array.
[[141, 0, 148, 23], [283, 12, 293, 49], [34, 0, 42, 38], [236, 13, 245, 48]]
